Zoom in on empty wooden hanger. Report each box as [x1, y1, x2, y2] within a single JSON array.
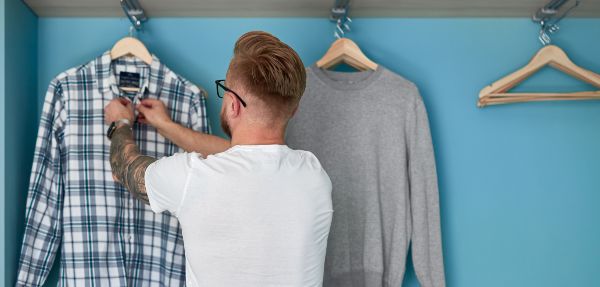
[[478, 45, 600, 107], [316, 37, 378, 71]]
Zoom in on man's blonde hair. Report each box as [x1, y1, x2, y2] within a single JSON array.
[[230, 31, 306, 119]]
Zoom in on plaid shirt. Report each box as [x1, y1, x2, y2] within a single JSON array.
[[16, 51, 210, 286]]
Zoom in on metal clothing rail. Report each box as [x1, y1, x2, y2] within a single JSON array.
[[121, 0, 147, 30], [330, 0, 352, 38], [533, 0, 581, 45], [331, 0, 350, 21], [533, 0, 570, 21]]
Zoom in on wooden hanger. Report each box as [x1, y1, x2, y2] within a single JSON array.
[[110, 36, 153, 92], [316, 38, 378, 71], [110, 36, 152, 66], [478, 45, 600, 107]]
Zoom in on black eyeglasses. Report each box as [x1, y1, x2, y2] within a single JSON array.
[[215, 80, 247, 107]]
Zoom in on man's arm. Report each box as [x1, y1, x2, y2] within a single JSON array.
[[157, 121, 230, 156], [137, 99, 231, 156], [110, 124, 156, 204]]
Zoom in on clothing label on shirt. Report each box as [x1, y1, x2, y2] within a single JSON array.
[[119, 72, 141, 89]]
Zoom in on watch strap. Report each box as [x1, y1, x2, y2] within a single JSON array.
[[107, 119, 132, 139]]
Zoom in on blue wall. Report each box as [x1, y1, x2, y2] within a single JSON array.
[[7, 17, 597, 286], [3, 0, 38, 286], [0, 0, 6, 282]]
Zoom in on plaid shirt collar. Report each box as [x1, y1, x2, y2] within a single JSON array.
[[97, 50, 161, 99]]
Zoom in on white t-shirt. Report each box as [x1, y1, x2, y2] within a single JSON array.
[[144, 145, 333, 287]]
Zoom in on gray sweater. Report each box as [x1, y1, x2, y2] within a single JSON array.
[[286, 65, 446, 287]]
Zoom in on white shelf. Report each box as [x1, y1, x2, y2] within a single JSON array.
[[24, 0, 600, 18]]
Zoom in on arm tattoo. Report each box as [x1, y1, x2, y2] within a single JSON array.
[[110, 125, 156, 204]]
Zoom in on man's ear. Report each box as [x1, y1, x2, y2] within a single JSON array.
[[228, 93, 242, 118]]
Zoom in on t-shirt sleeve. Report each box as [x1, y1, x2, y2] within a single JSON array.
[[145, 152, 198, 216]]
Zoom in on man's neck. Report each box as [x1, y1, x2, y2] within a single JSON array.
[[230, 127, 285, 146]]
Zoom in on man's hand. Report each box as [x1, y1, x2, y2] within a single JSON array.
[[105, 98, 135, 124], [137, 99, 173, 131]]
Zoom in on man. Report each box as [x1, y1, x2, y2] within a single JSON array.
[[104, 31, 333, 287]]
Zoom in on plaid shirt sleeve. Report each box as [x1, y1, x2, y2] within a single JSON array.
[[190, 89, 211, 134], [16, 79, 67, 287]]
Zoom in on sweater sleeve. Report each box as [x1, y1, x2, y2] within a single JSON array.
[[406, 94, 446, 287]]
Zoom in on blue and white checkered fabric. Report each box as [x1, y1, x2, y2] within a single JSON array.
[[16, 51, 210, 287]]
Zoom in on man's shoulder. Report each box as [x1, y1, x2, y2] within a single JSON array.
[[204, 146, 326, 173], [285, 149, 331, 186], [287, 148, 323, 168], [150, 152, 202, 174]]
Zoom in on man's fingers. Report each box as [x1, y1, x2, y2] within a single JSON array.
[[141, 99, 166, 110], [140, 98, 160, 107], [115, 98, 135, 111], [117, 97, 130, 105], [137, 104, 150, 113]]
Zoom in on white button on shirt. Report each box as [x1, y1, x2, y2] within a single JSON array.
[[145, 145, 333, 287]]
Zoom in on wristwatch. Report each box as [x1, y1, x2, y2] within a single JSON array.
[[107, 119, 131, 140]]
